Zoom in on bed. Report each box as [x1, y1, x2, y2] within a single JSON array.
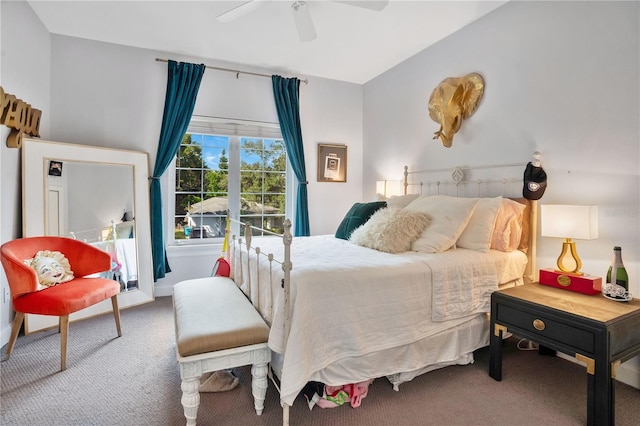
[[227, 159, 539, 424]]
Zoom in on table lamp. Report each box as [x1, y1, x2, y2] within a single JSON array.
[[376, 180, 404, 197], [541, 204, 598, 276]]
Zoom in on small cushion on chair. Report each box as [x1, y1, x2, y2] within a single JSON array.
[[12, 277, 120, 316], [24, 250, 74, 290]]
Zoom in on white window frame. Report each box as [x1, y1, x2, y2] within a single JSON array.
[[166, 115, 295, 246]]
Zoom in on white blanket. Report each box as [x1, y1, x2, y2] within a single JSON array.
[[425, 249, 498, 321], [230, 235, 503, 406]]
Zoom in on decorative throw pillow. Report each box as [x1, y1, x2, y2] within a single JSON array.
[[490, 198, 526, 252], [405, 195, 478, 253], [335, 201, 387, 240], [25, 250, 74, 291], [457, 197, 503, 252], [349, 207, 432, 254]]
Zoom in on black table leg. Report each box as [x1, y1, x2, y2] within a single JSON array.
[[489, 321, 504, 381], [589, 357, 614, 426]]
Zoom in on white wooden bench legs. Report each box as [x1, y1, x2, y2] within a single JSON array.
[[180, 377, 200, 426], [251, 362, 269, 415], [177, 343, 271, 425]]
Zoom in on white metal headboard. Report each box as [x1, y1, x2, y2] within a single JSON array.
[[403, 151, 542, 198]]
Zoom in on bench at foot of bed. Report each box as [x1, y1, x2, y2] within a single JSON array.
[[173, 277, 271, 426]]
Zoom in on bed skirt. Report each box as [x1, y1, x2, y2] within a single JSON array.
[[270, 312, 490, 395]]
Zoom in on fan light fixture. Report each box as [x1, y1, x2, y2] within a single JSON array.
[[216, 1, 387, 42], [291, 1, 316, 42], [541, 204, 598, 275]]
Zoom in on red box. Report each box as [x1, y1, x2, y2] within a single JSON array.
[[539, 268, 602, 295]]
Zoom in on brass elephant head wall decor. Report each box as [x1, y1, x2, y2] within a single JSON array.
[[428, 72, 485, 148]]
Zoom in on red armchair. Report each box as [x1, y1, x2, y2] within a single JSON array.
[[1, 236, 122, 370]]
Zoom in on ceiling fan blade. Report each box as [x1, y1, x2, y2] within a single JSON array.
[[216, 0, 271, 23], [335, 1, 389, 12], [291, 1, 317, 42]]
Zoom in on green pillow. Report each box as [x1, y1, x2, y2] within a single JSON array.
[[335, 201, 387, 240]]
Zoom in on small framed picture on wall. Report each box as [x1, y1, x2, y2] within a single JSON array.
[[48, 160, 63, 177], [317, 143, 347, 183]]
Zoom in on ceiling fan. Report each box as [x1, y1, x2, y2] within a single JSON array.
[[216, 0, 389, 42]]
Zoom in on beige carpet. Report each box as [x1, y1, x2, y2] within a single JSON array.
[[1, 296, 639, 425]]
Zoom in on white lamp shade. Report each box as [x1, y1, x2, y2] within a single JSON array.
[[376, 180, 403, 197], [541, 205, 598, 240]]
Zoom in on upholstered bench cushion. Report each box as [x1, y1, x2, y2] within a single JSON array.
[[173, 277, 269, 358]]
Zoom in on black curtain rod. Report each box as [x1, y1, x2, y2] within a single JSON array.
[[155, 58, 308, 84]]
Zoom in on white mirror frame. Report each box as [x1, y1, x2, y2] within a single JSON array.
[[21, 138, 155, 333]]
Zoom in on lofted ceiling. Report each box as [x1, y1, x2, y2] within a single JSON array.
[[27, 0, 508, 84]]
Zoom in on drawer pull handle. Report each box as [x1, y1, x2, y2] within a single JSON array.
[[533, 319, 546, 331]]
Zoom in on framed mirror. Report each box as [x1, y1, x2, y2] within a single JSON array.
[[21, 138, 155, 334]]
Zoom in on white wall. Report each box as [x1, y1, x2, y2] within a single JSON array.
[[0, 0, 51, 346], [363, 0, 639, 387]]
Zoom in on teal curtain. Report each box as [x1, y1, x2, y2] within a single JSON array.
[[272, 75, 310, 236], [151, 60, 205, 281]]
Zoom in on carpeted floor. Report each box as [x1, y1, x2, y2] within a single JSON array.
[[1, 296, 639, 425]]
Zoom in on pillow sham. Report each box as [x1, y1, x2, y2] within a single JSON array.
[[456, 197, 503, 252], [335, 201, 387, 240], [24, 250, 74, 291], [349, 207, 432, 254], [405, 195, 478, 253], [490, 198, 526, 252]]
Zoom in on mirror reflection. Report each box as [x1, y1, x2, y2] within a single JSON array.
[[45, 160, 138, 292]]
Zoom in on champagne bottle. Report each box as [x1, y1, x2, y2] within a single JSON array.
[[604, 246, 629, 300]]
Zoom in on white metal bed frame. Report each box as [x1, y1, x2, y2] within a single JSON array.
[[227, 154, 541, 425]]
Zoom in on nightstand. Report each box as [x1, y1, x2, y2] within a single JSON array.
[[489, 282, 640, 426]]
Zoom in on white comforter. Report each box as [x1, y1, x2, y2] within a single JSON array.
[[231, 235, 505, 406]]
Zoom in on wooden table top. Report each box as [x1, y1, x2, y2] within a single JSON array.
[[497, 283, 640, 324]]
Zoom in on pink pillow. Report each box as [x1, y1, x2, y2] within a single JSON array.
[[490, 199, 526, 252]]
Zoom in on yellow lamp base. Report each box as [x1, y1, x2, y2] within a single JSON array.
[[556, 238, 584, 276]]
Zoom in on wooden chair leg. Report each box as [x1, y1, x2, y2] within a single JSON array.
[[111, 295, 122, 337], [4, 312, 25, 358], [59, 315, 69, 371]]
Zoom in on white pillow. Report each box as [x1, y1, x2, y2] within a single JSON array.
[[457, 197, 503, 252], [405, 195, 478, 253], [349, 207, 432, 254]]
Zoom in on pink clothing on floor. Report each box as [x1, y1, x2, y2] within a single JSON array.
[[314, 379, 374, 409]]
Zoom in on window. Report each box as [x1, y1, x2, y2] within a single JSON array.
[[173, 117, 287, 243]]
